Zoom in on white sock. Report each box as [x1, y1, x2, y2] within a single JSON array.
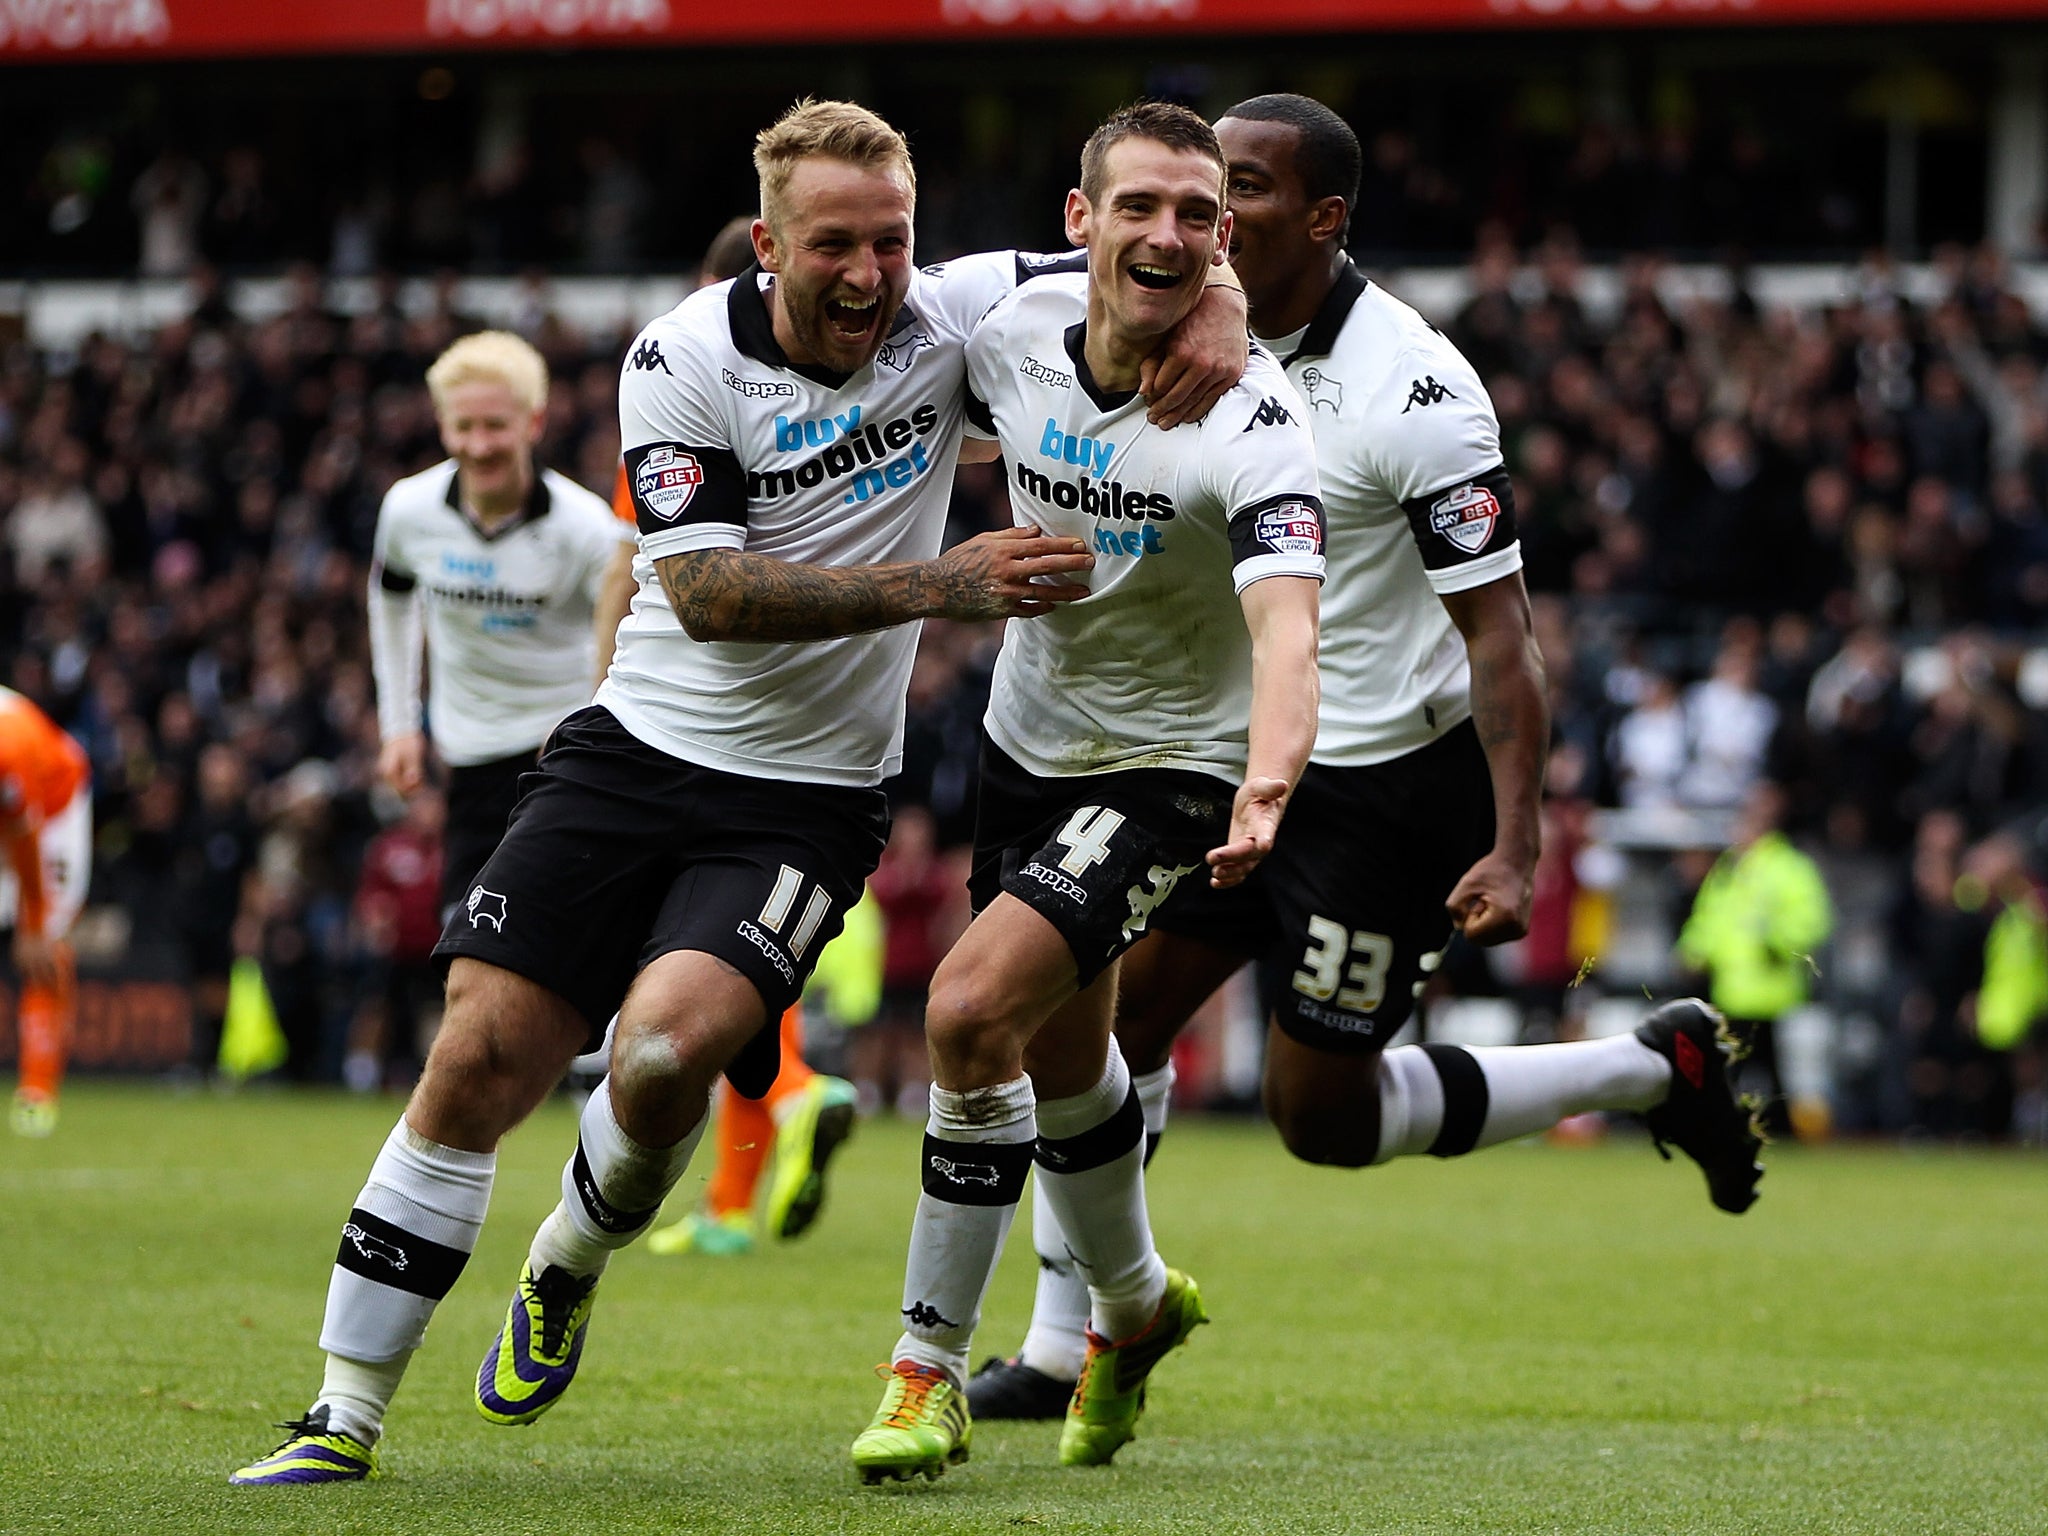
[[1376, 1036, 1671, 1163], [317, 1118, 496, 1427], [1033, 1043, 1165, 1343], [1020, 1059, 1173, 1379], [317, 1353, 410, 1446], [530, 1077, 706, 1278], [893, 1077, 1036, 1385]]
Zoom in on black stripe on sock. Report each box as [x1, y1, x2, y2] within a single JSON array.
[[921, 1133, 1034, 1206], [1421, 1043, 1490, 1158], [1142, 1129, 1162, 1168], [570, 1143, 662, 1236], [1035, 1082, 1145, 1175], [335, 1207, 471, 1299]]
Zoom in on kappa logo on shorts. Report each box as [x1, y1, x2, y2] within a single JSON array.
[[736, 920, 796, 983], [1428, 482, 1502, 555], [1019, 861, 1089, 905], [341, 1223, 408, 1271], [466, 886, 508, 931], [927, 1156, 1001, 1187]]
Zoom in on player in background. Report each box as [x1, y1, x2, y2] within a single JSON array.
[[851, 103, 1323, 1483], [2, 687, 91, 1137], [230, 98, 1247, 1487], [369, 330, 637, 921], [971, 94, 1766, 1422]]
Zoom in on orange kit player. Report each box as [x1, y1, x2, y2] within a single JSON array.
[[2, 687, 92, 1137]]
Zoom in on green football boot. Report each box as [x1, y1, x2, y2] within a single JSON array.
[[646, 1208, 755, 1257], [1059, 1268, 1207, 1467], [851, 1361, 971, 1484], [766, 1075, 858, 1240]]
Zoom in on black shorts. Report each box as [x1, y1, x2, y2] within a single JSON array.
[[433, 707, 889, 1095], [441, 749, 536, 919], [1255, 722, 1496, 1052], [968, 735, 1233, 988]]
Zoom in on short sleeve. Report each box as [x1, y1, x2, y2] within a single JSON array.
[[963, 299, 1010, 443], [1210, 376, 1326, 591], [617, 318, 749, 558], [1400, 466, 1524, 594]]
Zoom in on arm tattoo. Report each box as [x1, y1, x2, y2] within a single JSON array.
[[657, 548, 1008, 643]]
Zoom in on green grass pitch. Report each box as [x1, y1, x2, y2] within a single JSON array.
[[4, 1083, 2043, 1534]]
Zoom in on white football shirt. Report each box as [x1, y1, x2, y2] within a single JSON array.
[[368, 462, 632, 767], [604, 250, 1078, 788], [1267, 263, 1523, 766], [965, 273, 1326, 785]]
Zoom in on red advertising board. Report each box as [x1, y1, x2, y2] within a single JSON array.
[[3, 0, 2046, 60]]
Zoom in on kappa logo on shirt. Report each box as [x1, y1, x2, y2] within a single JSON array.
[[722, 368, 795, 399], [1242, 395, 1294, 432], [635, 446, 705, 522], [1428, 482, 1502, 554], [630, 339, 672, 375], [1401, 375, 1457, 413], [1020, 356, 1069, 388]]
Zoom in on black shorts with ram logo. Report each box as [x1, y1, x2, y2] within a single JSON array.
[[967, 733, 1234, 987], [433, 707, 888, 1096]]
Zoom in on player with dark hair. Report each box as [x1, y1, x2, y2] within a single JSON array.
[[851, 100, 1325, 1483], [971, 92, 1764, 1421]]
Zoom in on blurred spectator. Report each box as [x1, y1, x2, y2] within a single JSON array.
[[129, 149, 207, 278], [1676, 780, 1835, 1138], [347, 786, 445, 1092], [856, 806, 958, 1118], [1679, 623, 1778, 809]]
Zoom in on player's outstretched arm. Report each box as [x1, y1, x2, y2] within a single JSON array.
[[1208, 574, 1320, 888], [1140, 266, 1249, 430], [1440, 571, 1547, 943], [655, 526, 1094, 644]]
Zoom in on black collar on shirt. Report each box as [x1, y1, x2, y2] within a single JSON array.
[[1063, 321, 1140, 414], [1281, 258, 1371, 364], [727, 263, 863, 390], [443, 463, 551, 541]]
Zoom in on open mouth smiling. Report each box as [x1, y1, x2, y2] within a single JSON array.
[[1127, 263, 1182, 292], [825, 294, 881, 337]]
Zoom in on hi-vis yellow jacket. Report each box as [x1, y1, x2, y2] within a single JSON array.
[[1677, 832, 1833, 1020]]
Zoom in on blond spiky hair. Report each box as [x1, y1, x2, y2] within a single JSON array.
[[425, 330, 549, 416], [754, 98, 915, 234]]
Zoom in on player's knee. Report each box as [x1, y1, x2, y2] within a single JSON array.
[[1267, 1096, 1380, 1168], [924, 972, 1030, 1076]]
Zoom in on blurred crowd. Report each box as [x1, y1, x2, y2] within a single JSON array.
[[4, 230, 2047, 1139]]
